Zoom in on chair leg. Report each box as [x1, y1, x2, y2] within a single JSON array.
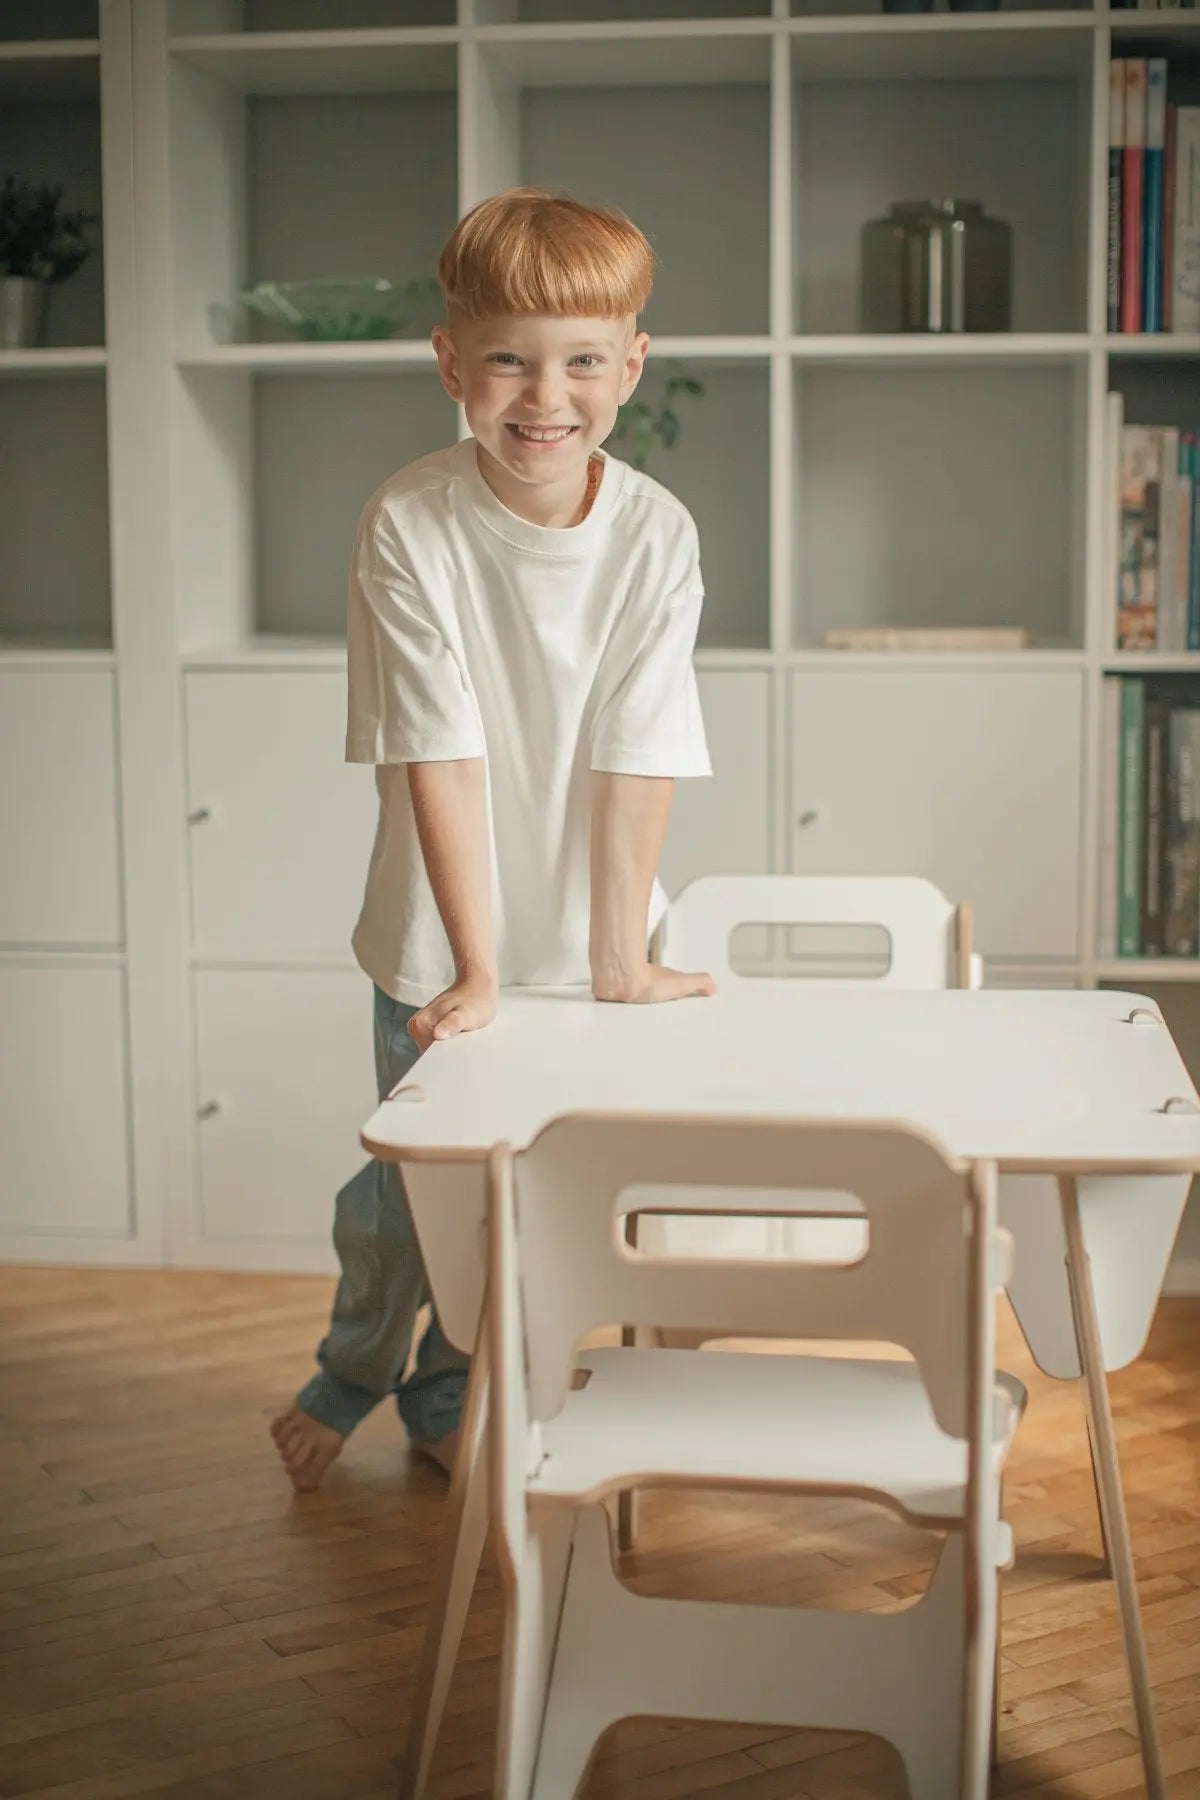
[[1059, 1177, 1165, 1800], [396, 1312, 491, 1800], [616, 1325, 638, 1554]]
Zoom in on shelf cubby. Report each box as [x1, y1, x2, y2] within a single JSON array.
[[792, 354, 1087, 648], [790, 24, 1092, 336], [0, 374, 110, 647], [175, 366, 455, 651], [0, 55, 104, 346], [620, 355, 771, 652], [169, 38, 457, 351], [473, 32, 771, 339]]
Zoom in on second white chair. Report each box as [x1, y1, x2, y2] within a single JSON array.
[[490, 1112, 1024, 1800]]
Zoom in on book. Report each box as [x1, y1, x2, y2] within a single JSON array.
[[1109, 59, 1126, 334], [1107, 389, 1125, 651], [1191, 436, 1200, 650], [1098, 676, 1122, 960], [1118, 426, 1163, 649], [819, 627, 1032, 652], [1158, 426, 1183, 648], [1171, 107, 1200, 333], [1122, 60, 1148, 333], [1143, 59, 1168, 333], [1164, 704, 1200, 956], [1164, 102, 1178, 331], [1119, 676, 1145, 955], [1141, 691, 1169, 952]]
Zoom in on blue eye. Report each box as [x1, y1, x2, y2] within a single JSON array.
[[487, 353, 602, 369]]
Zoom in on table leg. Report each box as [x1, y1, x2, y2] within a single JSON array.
[[396, 1306, 491, 1800], [1085, 1413, 1113, 1581], [1058, 1177, 1164, 1800]]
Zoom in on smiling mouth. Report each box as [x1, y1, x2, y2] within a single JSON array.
[[507, 424, 579, 444]]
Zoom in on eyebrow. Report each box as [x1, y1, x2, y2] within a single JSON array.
[[481, 339, 615, 352]]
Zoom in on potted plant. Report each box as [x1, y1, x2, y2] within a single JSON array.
[[610, 359, 705, 473], [0, 177, 95, 349]]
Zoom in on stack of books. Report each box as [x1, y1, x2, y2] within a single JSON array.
[[1110, 392, 1200, 650], [1100, 676, 1200, 959], [1108, 57, 1200, 333]]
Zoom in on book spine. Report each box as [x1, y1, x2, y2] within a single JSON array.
[[1159, 426, 1181, 647], [1109, 60, 1126, 333], [1144, 59, 1168, 333], [1191, 435, 1200, 648], [1177, 433, 1193, 651], [1164, 102, 1178, 330], [1142, 693, 1169, 954], [1165, 704, 1200, 956], [1118, 424, 1163, 649], [1172, 108, 1200, 332], [1098, 676, 1123, 960], [1119, 676, 1145, 956], [1108, 389, 1126, 650], [1123, 60, 1148, 333]]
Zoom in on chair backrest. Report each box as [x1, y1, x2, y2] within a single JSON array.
[[659, 874, 980, 988], [489, 1115, 1006, 1487]]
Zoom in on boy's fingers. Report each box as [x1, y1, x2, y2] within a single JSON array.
[[433, 1008, 464, 1040]]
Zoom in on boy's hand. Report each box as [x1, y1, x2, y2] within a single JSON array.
[[408, 976, 498, 1053], [592, 962, 716, 1006]]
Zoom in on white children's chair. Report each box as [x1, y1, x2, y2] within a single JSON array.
[[637, 873, 980, 1270], [490, 1114, 1023, 1800]]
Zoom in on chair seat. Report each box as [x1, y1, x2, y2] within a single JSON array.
[[532, 1348, 1027, 1528]]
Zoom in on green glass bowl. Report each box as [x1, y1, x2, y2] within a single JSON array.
[[240, 277, 440, 342]]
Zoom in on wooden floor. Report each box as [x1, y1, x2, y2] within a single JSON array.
[[1, 1273, 1199, 1800]]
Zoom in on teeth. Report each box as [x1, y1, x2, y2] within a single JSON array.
[[513, 425, 574, 441]]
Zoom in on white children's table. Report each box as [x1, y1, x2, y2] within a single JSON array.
[[362, 985, 1200, 1800]]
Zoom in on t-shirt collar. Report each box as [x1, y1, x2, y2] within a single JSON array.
[[456, 434, 623, 557]]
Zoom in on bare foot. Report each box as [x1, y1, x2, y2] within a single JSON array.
[[411, 1427, 459, 1477], [270, 1405, 345, 1491]]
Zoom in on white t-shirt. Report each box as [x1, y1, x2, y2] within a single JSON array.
[[345, 434, 712, 1006]]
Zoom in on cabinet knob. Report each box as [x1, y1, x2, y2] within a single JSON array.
[[188, 806, 212, 826], [797, 808, 820, 829], [196, 1099, 222, 1121]]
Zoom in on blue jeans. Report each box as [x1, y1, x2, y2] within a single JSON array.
[[295, 985, 469, 1444]]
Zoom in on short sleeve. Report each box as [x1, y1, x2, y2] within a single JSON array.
[[345, 508, 484, 766], [591, 568, 712, 780]]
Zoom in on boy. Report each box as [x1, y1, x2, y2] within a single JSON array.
[[271, 186, 715, 1493]]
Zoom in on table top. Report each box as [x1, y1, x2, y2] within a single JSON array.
[[360, 985, 1200, 1175]]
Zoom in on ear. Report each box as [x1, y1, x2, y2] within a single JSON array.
[[620, 328, 650, 404], [432, 325, 465, 402]]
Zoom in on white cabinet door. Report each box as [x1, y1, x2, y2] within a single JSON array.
[[789, 668, 1082, 961], [0, 964, 132, 1239], [660, 669, 772, 897], [0, 670, 122, 946], [191, 968, 376, 1264], [185, 672, 378, 957]]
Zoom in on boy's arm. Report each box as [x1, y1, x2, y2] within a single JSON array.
[[406, 757, 498, 1051], [589, 771, 715, 1004]]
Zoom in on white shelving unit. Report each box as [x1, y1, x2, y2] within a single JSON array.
[[3, 0, 1200, 1287]]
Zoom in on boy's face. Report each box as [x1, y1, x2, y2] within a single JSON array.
[[431, 312, 648, 490]]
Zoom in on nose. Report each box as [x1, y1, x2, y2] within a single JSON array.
[[522, 368, 567, 418]]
